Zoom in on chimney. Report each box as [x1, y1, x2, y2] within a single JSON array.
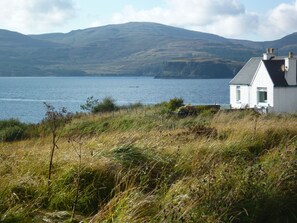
[[284, 51, 297, 85], [263, 48, 275, 60], [268, 48, 274, 54]]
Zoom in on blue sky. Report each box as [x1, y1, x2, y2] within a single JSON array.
[[0, 0, 296, 41]]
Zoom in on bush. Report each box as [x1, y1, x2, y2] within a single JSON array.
[[0, 119, 27, 142], [93, 97, 118, 113], [177, 105, 220, 118], [177, 105, 197, 117], [81, 96, 118, 114], [80, 96, 99, 112], [167, 97, 184, 111]]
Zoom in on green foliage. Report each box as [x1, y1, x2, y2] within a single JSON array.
[[177, 105, 198, 117], [93, 97, 118, 113], [81, 96, 118, 114], [0, 119, 27, 142], [167, 97, 184, 111], [177, 105, 220, 118], [80, 96, 99, 112]]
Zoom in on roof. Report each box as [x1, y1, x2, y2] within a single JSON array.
[[263, 59, 287, 86], [229, 57, 262, 85], [230, 57, 288, 86]]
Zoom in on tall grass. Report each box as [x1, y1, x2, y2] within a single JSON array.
[[1, 105, 297, 222]]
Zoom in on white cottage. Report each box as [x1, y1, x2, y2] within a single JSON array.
[[230, 48, 297, 113]]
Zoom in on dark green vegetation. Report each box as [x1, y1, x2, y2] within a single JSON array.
[[80, 96, 118, 113], [1, 22, 297, 78], [1, 101, 297, 222], [0, 119, 28, 142]]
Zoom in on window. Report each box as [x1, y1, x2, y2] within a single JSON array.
[[236, 86, 241, 102], [257, 87, 267, 103]]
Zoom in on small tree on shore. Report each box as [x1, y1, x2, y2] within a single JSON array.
[[80, 96, 99, 113], [81, 96, 118, 113], [167, 97, 184, 111]]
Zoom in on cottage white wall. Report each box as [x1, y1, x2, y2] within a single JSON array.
[[250, 62, 274, 107], [230, 85, 237, 107], [230, 85, 250, 108], [273, 87, 297, 113]]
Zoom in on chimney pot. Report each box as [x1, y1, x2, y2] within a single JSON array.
[[266, 48, 275, 54]]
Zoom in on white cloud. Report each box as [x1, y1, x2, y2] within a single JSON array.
[[1, 0, 297, 40], [110, 0, 257, 39], [260, 1, 297, 39], [0, 0, 77, 34], [109, 0, 297, 40], [111, 0, 244, 26]]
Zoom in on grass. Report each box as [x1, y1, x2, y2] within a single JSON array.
[[0, 104, 297, 222]]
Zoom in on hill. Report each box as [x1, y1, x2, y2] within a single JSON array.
[[1, 104, 297, 222], [230, 32, 297, 55], [0, 22, 296, 77]]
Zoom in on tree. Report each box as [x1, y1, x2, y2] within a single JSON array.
[[167, 97, 184, 111], [81, 96, 118, 113], [80, 96, 99, 112]]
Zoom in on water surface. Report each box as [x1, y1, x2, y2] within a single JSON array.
[[0, 77, 230, 123]]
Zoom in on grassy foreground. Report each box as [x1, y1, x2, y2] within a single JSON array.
[[0, 105, 297, 222]]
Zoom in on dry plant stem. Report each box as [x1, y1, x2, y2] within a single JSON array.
[[70, 138, 83, 222], [253, 116, 258, 139], [47, 119, 63, 194], [44, 102, 71, 196], [48, 131, 57, 193]]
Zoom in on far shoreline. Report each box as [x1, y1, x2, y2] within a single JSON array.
[[0, 75, 232, 80]]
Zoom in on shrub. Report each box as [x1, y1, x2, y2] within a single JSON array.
[[81, 96, 118, 114], [80, 96, 99, 112], [0, 119, 27, 142], [177, 105, 220, 118], [177, 105, 197, 117], [93, 97, 118, 113], [167, 97, 184, 111]]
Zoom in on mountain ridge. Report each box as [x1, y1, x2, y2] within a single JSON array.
[[0, 22, 296, 78]]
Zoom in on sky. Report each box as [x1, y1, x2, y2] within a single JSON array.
[[0, 0, 296, 41]]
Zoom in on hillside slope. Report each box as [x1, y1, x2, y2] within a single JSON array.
[[1, 106, 297, 222], [0, 22, 296, 77]]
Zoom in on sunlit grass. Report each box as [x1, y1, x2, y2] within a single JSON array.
[[1, 105, 297, 222]]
